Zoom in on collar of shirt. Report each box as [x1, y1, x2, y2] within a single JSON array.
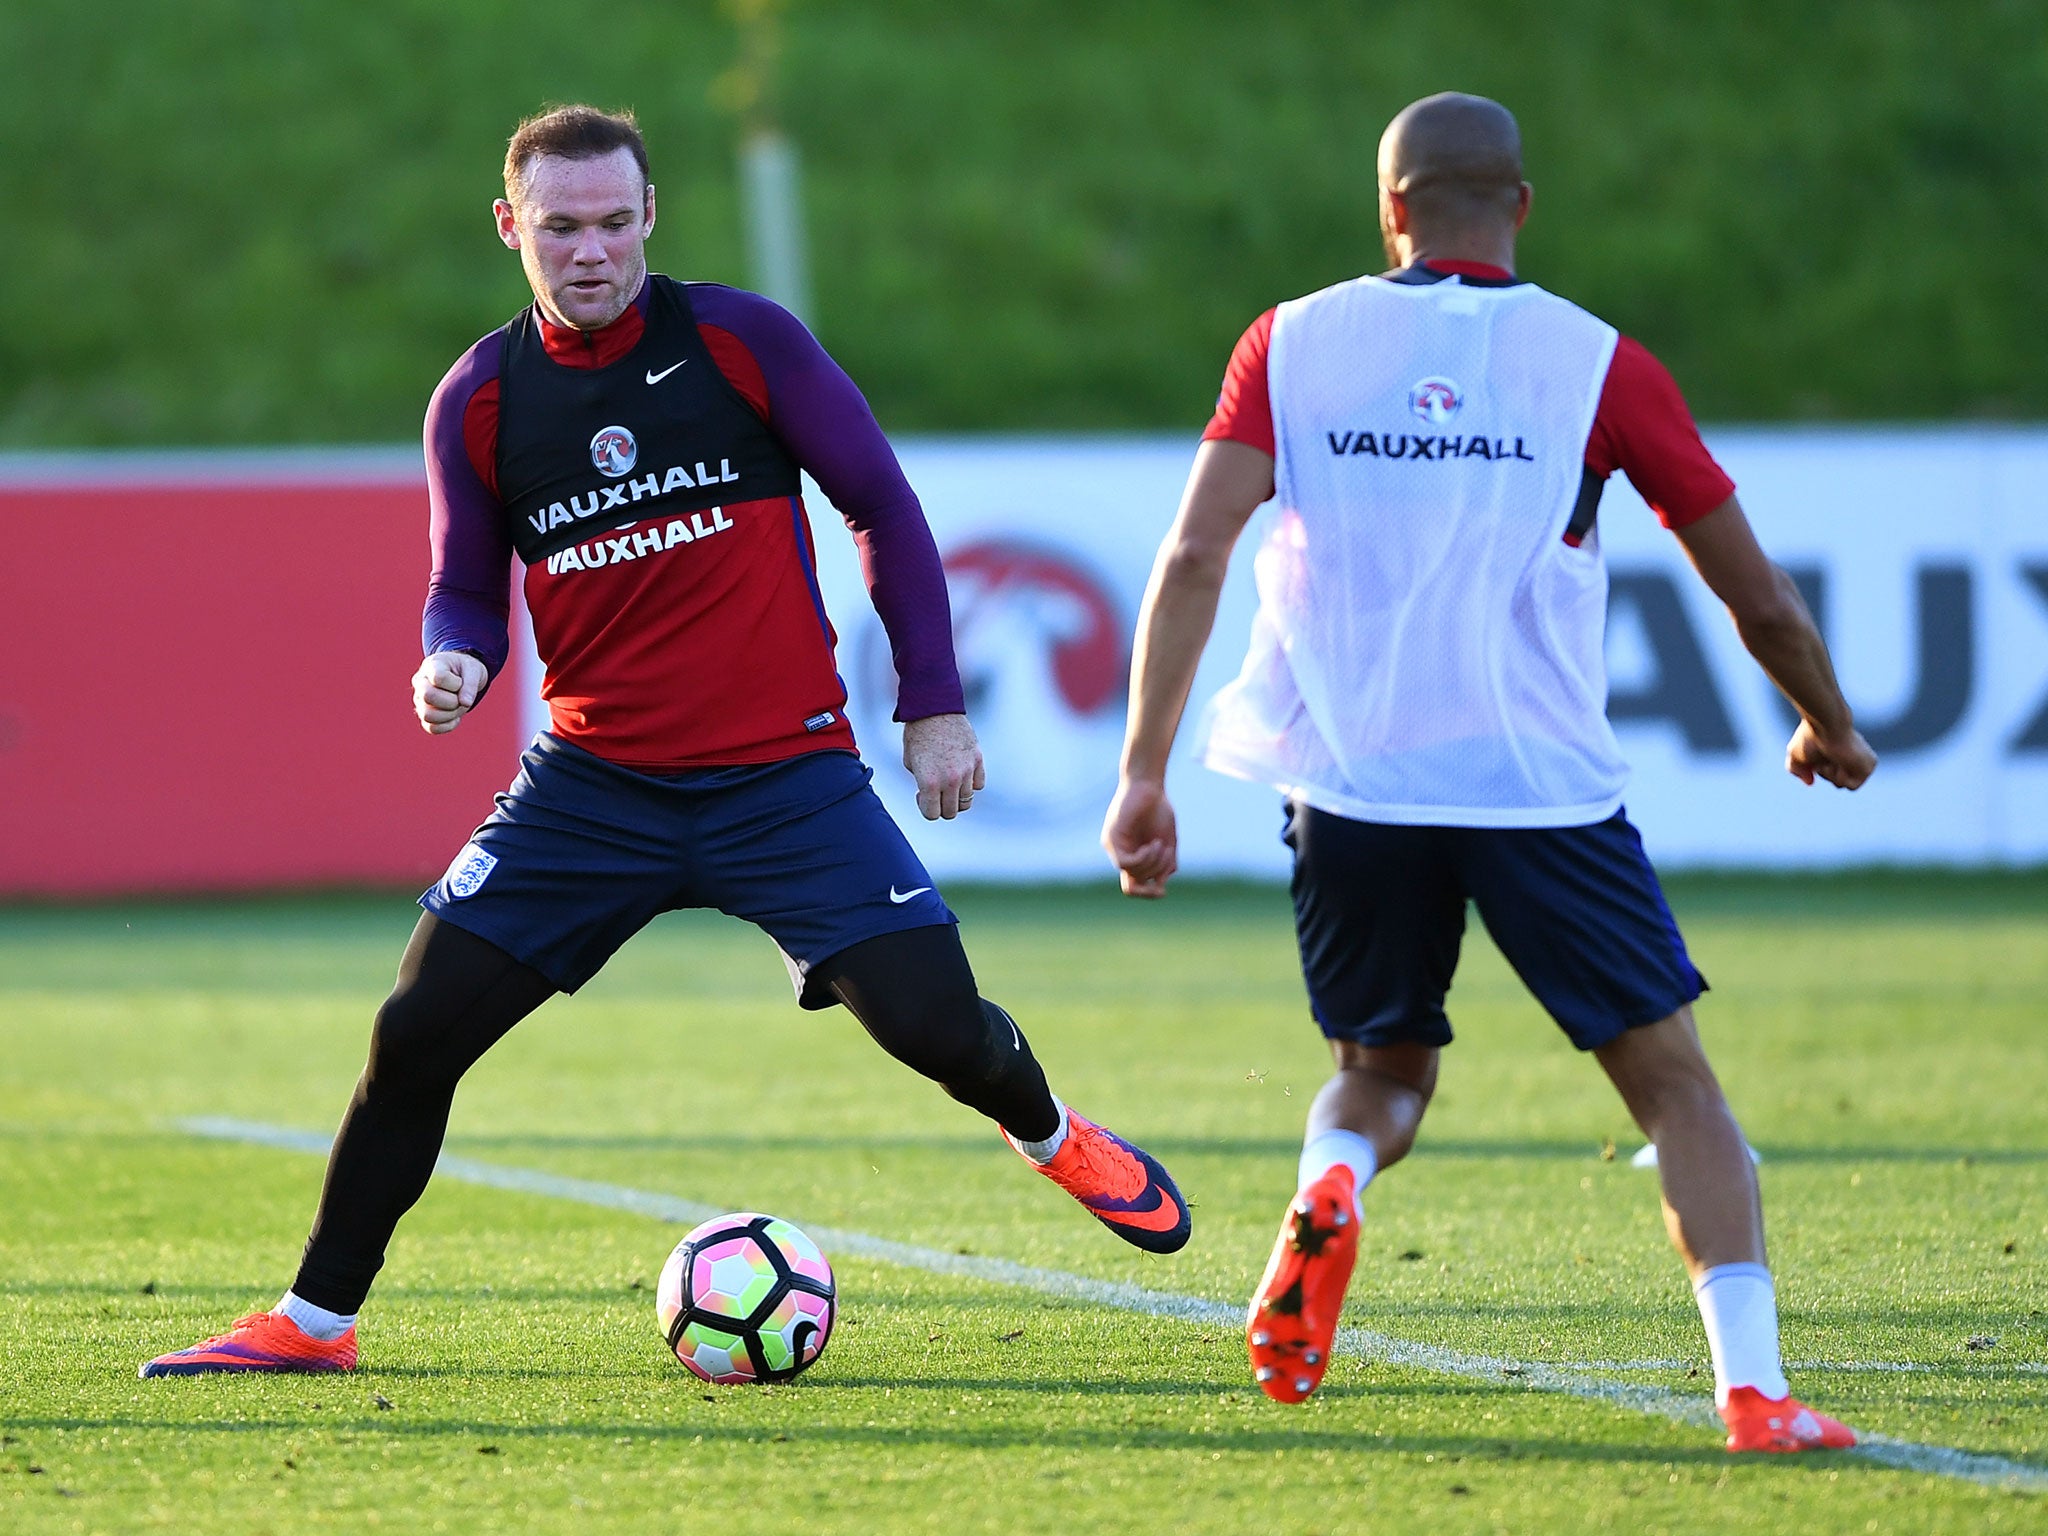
[[1417, 257, 1516, 281], [537, 275, 653, 368]]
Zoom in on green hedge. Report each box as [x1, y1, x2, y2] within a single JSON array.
[[5, 0, 2044, 444]]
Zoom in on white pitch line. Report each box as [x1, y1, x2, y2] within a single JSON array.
[[178, 1117, 2047, 1493], [1563, 1359, 2048, 1377]]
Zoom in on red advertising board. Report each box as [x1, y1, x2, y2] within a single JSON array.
[[0, 457, 522, 895]]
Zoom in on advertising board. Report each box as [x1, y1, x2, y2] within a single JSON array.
[[784, 431, 2048, 877], [5, 429, 2042, 894]]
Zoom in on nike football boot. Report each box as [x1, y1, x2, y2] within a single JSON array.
[[1247, 1166, 1359, 1403], [1013, 1110, 1191, 1253], [140, 1312, 358, 1378], [1720, 1386, 1857, 1453]]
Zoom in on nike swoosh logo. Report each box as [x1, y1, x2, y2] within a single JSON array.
[[1081, 1181, 1184, 1233], [645, 360, 687, 385], [888, 885, 932, 904]]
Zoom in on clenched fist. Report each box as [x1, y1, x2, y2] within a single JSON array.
[[1785, 719, 1876, 790], [413, 651, 489, 735]]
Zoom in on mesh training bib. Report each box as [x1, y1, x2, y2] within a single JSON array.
[[1199, 274, 1626, 827]]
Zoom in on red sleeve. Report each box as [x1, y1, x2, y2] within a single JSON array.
[[1585, 336, 1734, 529], [1202, 308, 1277, 455], [461, 378, 499, 499], [700, 323, 771, 420]]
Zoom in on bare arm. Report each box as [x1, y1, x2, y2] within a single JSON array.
[[1675, 496, 1876, 789], [1102, 439, 1276, 895]]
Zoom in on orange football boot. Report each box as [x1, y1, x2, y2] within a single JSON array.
[[1246, 1167, 1358, 1402], [1014, 1110, 1191, 1253], [140, 1312, 358, 1378], [1720, 1386, 1857, 1452]]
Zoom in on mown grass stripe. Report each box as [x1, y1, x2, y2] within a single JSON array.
[[177, 1116, 2047, 1493]]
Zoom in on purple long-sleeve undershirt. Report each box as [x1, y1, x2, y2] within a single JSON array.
[[421, 341, 512, 678], [421, 278, 965, 722]]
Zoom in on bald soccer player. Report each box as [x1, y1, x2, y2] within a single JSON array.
[[1103, 93, 1874, 1453]]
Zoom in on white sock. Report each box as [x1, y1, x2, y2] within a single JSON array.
[[1692, 1262, 1789, 1407], [275, 1290, 357, 1342], [1005, 1097, 1070, 1165], [1298, 1128, 1376, 1220]]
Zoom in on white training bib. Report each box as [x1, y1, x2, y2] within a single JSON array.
[[1199, 273, 1626, 827]]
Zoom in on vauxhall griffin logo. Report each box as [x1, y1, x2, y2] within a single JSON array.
[[1408, 377, 1462, 425], [590, 425, 638, 478], [854, 539, 1129, 825], [1330, 376, 1525, 461]]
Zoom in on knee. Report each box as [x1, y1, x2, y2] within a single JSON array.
[[909, 989, 1002, 1086], [1330, 1041, 1439, 1106], [363, 986, 459, 1096], [1603, 1044, 1733, 1141], [877, 983, 1011, 1088], [1633, 1068, 1733, 1138]]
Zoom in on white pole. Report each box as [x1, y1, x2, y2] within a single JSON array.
[[740, 128, 811, 325]]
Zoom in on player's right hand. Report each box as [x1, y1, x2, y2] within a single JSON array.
[[1785, 718, 1876, 790], [413, 651, 489, 735], [1102, 776, 1178, 898]]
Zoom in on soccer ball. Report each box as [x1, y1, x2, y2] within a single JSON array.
[[656, 1213, 836, 1384]]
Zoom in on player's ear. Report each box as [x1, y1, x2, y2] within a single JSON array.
[[494, 198, 522, 250], [1381, 187, 1409, 238], [1513, 181, 1532, 230], [642, 182, 657, 237]]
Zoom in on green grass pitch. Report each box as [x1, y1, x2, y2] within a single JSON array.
[[3, 876, 2044, 1533]]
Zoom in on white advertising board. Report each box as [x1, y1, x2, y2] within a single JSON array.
[[519, 430, 2048, 877], [1589, 429, 2048, 868], [807, 439, 1293, 880]]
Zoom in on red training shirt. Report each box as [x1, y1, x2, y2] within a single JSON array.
[[1204, 260, 1735, 533], [423, 279, 965, 772]]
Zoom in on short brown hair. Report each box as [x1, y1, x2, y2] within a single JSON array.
[[503, 105, 650, 202]]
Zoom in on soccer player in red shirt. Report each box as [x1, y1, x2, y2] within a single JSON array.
[[1104, 94, 1874, 1453], [142, 106, 1188, 1380]]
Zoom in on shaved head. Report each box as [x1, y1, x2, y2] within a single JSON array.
[[1377, 93, 1529, 265]]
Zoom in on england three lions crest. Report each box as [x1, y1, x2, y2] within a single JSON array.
[[440, 842, 498, 900]]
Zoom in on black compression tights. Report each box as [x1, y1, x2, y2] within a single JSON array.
[[291, 915, 1058, 1314]]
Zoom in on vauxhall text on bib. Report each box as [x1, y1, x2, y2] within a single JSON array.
[[495, 276, 802, 565], [1199, 274, 1626, 828]]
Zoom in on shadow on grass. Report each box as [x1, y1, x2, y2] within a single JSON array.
[[0, 1412, 1854, 1472], [6, 1280, 660, 1307], [16, 1123, 2043, 1166], [436, 1130, 2048, 1165], [333, 1364, 647, 1382]]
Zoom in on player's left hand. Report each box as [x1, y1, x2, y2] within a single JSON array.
[[902, 713, 986, 820], [1786, 718, 1877, 790]]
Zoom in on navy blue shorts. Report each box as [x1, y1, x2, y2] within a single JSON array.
[[1285, 803, 1705, 1052], [421, 734, 954, 999]]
